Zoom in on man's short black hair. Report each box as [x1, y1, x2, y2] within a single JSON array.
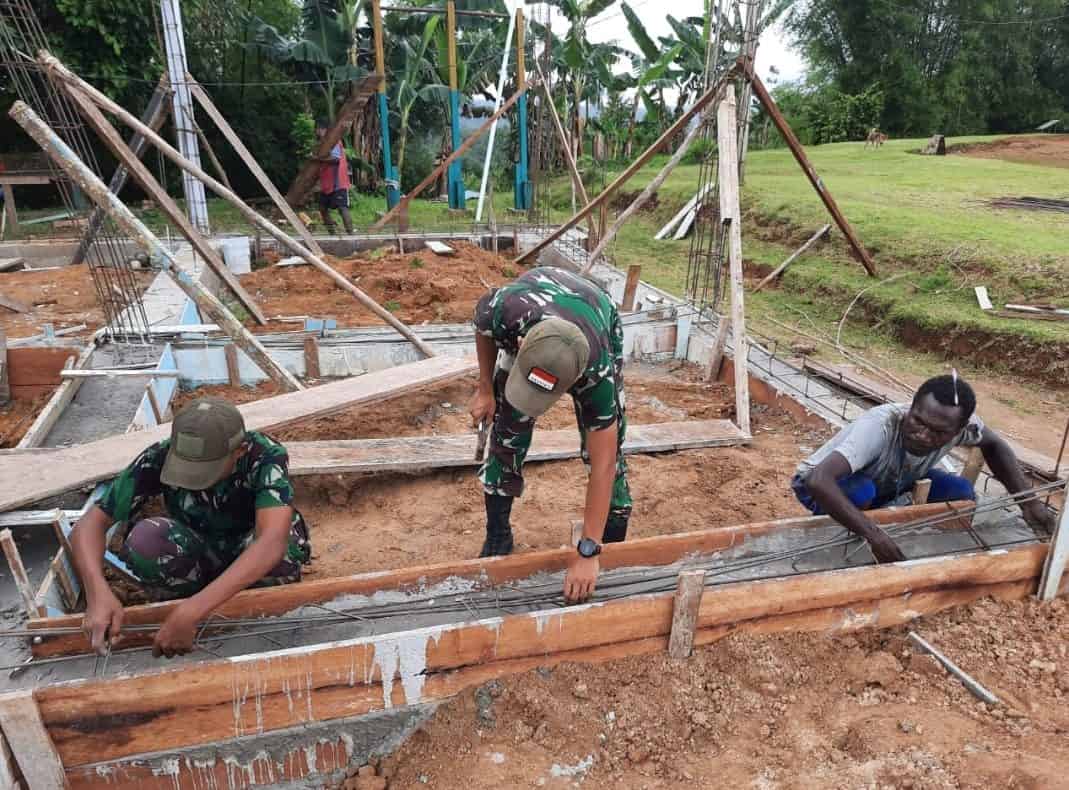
[[315, 116, 329, 130], [913, 374, 976, 422]]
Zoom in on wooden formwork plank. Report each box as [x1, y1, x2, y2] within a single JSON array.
[[1, 528, 42, 617], [35, 541, 1047, 768], [0, 355, 477, 513], [28, 501, 972, 658], [0, 691, 68, 788], [16, 340, 95, 449]]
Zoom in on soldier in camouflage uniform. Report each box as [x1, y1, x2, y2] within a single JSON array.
[[71, 398, 310, 658], [470, 266, 630, 602]]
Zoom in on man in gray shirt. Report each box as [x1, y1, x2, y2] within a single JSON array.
[[792, 374, 1053, 562]]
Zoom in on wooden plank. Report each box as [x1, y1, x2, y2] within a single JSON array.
[[35, 541, 1046, 768], [656, 185, 713, 241], [621, 264, 641, 312], [975, 286, 993, 311], [303, 335, 321, 379], [745, 66, 877, 276], [28, 501, 971, 658], [59, 576, 1036, 790], [5, 347, 75, 387], [223, 343, 241, 387], [517, 65, 737, 265], [188, 78, 323, 258], [286, 418, 745, 475], [284, 76, 381, 208], [0, 355, 477, 513], [717, 88, 750, 437], [0, 691, 68, 789], [0, 257, 26, 272], [72, 76, 171, 268], [0, 728, 20, 789], [0, 329, 8, 406], [371, 84, 532, 231], [61, 81, 267, 325], [667, 569, 705, 659], [424, 240, 455, 256], [1038, 480, 1069, 601], [59, 368, 179, 380], [0, 181, 17, 234], [16, 342, 94, 449], [801, 359, 911, 404], [0, 292, 31, 314], [1, 529, 42, 617], [753, 224, 831, 292]]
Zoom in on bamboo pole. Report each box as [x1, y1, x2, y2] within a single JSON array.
[[38, 52, 435, 359], [9, 100, 303, 393]]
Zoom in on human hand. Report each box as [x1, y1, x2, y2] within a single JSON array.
[[1022, 500, 1056, 534], [564, 556, 600, 603], [152, 602, 201, 659], [866, 527, 906, 564], [469, 386, 495, 428], [83, 588, 124, 655]]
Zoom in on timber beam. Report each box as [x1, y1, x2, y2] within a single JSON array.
[[19, 538, 1056, 779]]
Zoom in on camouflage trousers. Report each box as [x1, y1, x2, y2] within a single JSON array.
[[120, 516, 310, 599], [478, 366, 632, 521]]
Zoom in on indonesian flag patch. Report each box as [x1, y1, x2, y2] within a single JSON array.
[[527, 367, 558, 392]]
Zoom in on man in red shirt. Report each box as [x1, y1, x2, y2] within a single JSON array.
[[316, 118, 354, 234]]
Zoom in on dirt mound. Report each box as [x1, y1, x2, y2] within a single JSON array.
[[949, 134, 1069, 169], [368, 596, 1069, 789], [240, 242, 522, 328]]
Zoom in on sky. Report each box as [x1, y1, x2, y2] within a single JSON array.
[[545, 0, 808, 87]]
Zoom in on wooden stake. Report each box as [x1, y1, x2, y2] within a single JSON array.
[[744, 65, 877, 277], [621, 265, 641, 311], [189, 77, 323, 257], [37, 54, 431, 360], [304, 335, 321, 379], [224, 343, 241, 387], [717, 87, 750, 437], [0, 328, 8, 407], [1, 529, 42, 617], [668, 569, 705, 659], [912, 478, 932, 505], [961, 447, 985, 485], [0, 691, 69, 789], [60, 82, 267, 324], [517, 64, 737, 265], [705, 317, 730, 382], [584, 104, 717, 273], [144, 381, 164, 424], [9, 100, 301, 392], [371, 83, 533, 231], [1038, 479, 1069, 601], [753, 224, 830, 292]]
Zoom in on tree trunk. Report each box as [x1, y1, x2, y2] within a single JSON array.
[[624, 92, 639, 159]]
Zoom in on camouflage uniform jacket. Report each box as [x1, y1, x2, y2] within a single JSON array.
[[99, 431, 310, 559], [474, 266, 622, 431]]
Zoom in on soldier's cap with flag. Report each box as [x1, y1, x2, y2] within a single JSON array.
[[506, 318, 590, 418], [161, 397, 247, 490]]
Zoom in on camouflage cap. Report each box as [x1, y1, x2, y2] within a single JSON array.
[[506, 318, 590, 418], [160, 397, 246, 490]]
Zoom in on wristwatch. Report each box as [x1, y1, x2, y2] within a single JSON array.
[[576, 537, 602, 558]]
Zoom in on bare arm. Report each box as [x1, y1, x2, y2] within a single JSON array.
[[469, 332, 499, 427], [70, 504, 124, 653], [564, 422, 617, 602], [806, 451, 906, 563], [979, 428, 1054, 530]]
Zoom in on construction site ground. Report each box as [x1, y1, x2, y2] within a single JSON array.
[[244, 241, 518, 328], [366, 596, 1069, 790], [950, 133, 1069, 168]]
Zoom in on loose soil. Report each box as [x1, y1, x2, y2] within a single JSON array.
[[950, 134, 1069, 169], [0, 392, 51, 448], [240, 242, 520, 329], [357, 596, 1069, 789], [0, 263, 152, 340]]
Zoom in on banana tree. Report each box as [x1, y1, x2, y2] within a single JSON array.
[[392, 15, 450, 176]]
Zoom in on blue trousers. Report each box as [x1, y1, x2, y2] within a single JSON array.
[[793, 467, 975, 515]]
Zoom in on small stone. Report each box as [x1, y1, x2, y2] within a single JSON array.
[[1029, 659, 1057, 674], [690, 711, 709, 727], [418, 775, 429, 784], [627, 745, 650, 763], [441, 402, 452, 408], [573, 682, 589, 699], [759, 724, 771, 738], [898, 720, 915, 734]]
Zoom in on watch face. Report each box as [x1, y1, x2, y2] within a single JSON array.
[[577, 538, 600, 558]]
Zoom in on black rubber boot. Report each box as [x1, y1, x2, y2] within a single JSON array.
[[479, 493, 514, 557], [602, 512, 630, 544]]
